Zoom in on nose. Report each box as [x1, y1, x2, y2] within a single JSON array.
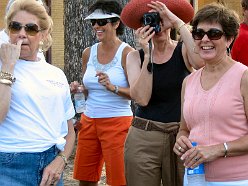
[[201, 33, 210, 41], [18, 27, 27, 37], [93, 23, 99, 27]]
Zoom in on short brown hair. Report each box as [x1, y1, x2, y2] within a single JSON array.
[[192, 3, 240, 40]]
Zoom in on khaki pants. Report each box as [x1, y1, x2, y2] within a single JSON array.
[[124, 117, 184, 186]]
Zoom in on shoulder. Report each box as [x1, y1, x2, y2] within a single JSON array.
[[122, 43, 135, 56], [186, 68, 203, 83], [241, 69, 248, 99], [45, 62, 64, 73], [127, 49, 140, 61], [82, 47, 91, 57]]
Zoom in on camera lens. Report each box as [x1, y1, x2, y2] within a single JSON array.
[[144, 17, 152, 25]]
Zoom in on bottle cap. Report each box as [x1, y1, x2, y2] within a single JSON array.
[[192, 142, 197, 147], [77, 85, 84, 93]]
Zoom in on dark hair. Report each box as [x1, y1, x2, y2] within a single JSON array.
[[192, 3, 240, 40], [241, 0, 248, 10], [89, 0, 124, 35]]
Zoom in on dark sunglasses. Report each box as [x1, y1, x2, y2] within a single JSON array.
[[192, 28, 224, 40], [90, 19, 112, 26], [8, 21, 42, 36]]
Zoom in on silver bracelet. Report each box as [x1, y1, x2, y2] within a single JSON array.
[[223, 142, 228, 158]]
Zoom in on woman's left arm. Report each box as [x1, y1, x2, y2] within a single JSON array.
[[225, 70, 248, 157], [119, 46, 135, 99], [98, 45, 135, 99], [40, 119, 75, 186]]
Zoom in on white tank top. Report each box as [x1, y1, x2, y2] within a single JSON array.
[[83, 42, 132, 118]]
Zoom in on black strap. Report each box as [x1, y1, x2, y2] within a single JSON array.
[[138, 46, 153, 73], [138, 49, 145, 67]]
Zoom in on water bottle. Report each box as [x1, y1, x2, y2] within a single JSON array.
[[186, 142, 207, 186], [74, 85, 85, 113]]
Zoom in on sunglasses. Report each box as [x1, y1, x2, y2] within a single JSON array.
[[192, 28, 224, 40], [8, 21, 42, 36], [90, 19, 112, 26]]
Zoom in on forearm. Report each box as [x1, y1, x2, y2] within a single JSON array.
[[0, 65, 13, 122], [130, 55, 153, 106], [223, 136, 248, 157], [109, 85, 131, 99], [60, 120, 75, 161], [175, 21, 204, 69], [0, 85, 11, 122]]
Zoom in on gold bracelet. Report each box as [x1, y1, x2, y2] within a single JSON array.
[[57, 152, 68, 166], [0, 78, 12, 86], [0, 71, 16, 83]]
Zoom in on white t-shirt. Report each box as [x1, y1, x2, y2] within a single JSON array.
[[0, 29, 45, 61], [0, 58, 75, 152]]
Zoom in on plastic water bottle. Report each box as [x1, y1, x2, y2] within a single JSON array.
[[74, 85, 85, 113], [186, 142, 207, 186]]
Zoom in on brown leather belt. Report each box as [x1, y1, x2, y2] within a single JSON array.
[[132, 117, 179, 134]]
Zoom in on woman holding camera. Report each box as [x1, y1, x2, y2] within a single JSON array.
[[121, 1, 204, 186]]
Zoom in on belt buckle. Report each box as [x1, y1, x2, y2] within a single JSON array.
[[145, 121, 152, 131]]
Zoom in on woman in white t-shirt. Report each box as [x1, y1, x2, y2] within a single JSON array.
[[0, 1, 75, 185]]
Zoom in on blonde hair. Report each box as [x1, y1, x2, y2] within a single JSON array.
[[5, 0, 53, 51]]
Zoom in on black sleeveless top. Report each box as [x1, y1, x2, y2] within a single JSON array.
[[135, 42, 190, 123]]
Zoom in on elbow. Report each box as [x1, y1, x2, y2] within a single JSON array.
[[137, 100, 149, 107], [130, 89, 150, 107], [0, 110, 7, 123], [0, 115, 6, 124]]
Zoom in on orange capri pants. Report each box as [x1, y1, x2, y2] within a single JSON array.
[[73, 114, 132, 186]]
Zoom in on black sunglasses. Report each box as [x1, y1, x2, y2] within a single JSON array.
[[192, 28, 224, 40], [8, 21, 42, 36], [90, 19, 112, 26]]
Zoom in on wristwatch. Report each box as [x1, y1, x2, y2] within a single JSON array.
[[114, 85, 119, 94]]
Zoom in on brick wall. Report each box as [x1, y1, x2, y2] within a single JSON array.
[[198, 0, 243, 17], [50, 0, 64, 69], [0, 0, 8, 29]]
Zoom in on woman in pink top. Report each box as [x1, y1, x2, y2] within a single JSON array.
[[173, 3, 248, 185]]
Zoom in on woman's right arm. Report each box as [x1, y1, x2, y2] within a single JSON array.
[[0, 41, 21, 122], [173, 78, 192, 156], [0, 79, 12, 122], [70, 47, 90, 97], [126, 27, 155, 106]]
